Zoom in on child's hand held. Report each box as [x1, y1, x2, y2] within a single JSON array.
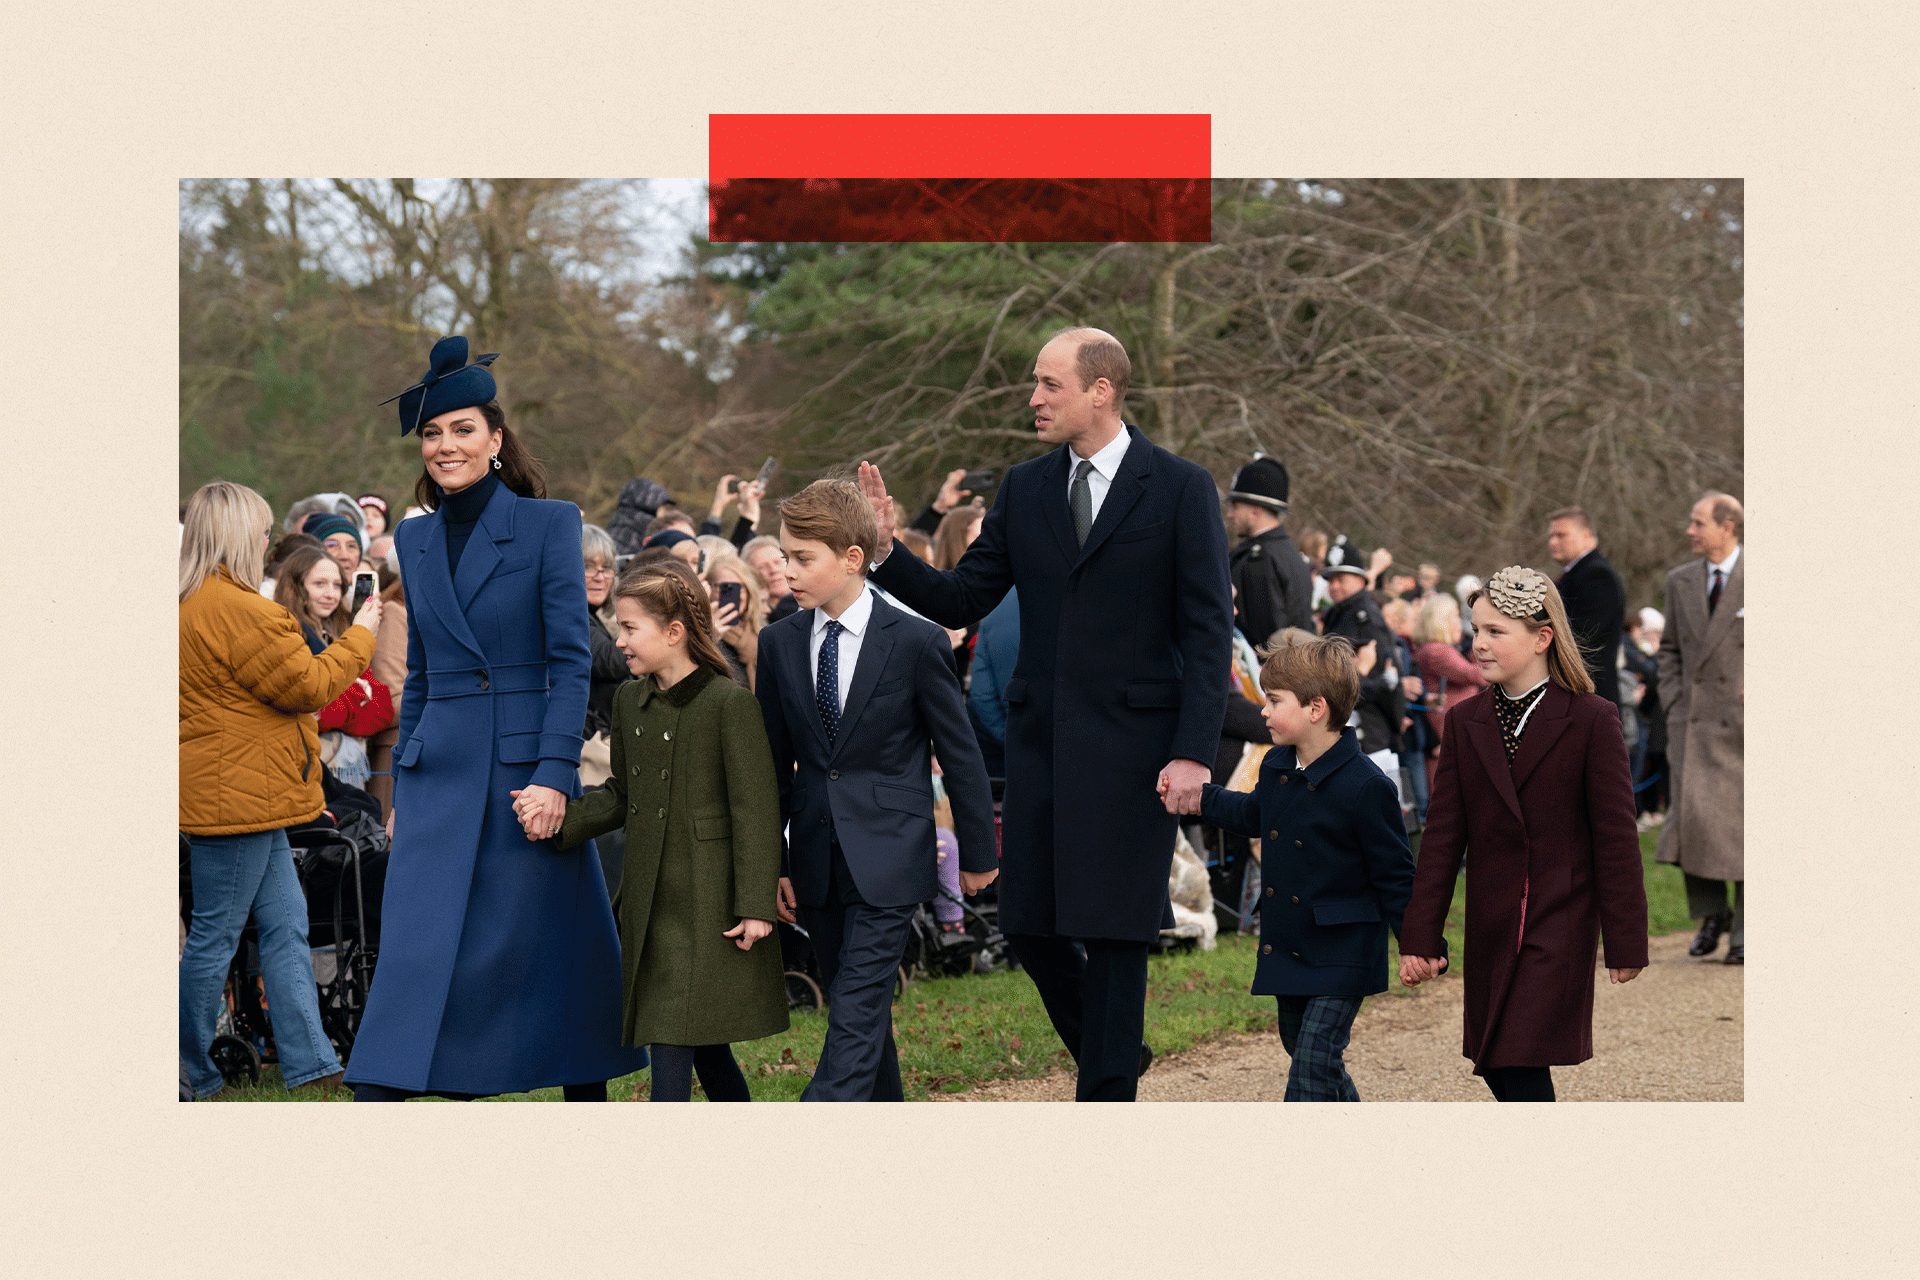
[[723, 917, 774, 951]]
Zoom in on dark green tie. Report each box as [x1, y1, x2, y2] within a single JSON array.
[[1071, 458, 1094, 548]]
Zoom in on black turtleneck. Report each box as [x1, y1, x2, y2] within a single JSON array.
[[439, 468, 502, 576]]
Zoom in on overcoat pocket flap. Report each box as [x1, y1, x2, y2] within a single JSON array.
[[396, 738, 423, 768], [1125, 680, 1183, 708], [873, 782, 933, 815], [694, 815, 732, 841], [1003, 677, 1029, 704], [497, 731, 541, 763], [1107, 520, 1166, 545], [1311, 897, 1382, 926]]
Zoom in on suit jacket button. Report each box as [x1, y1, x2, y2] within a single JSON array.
[[1291, 951, 1302, 959], [830, 769, 840, 780], [1290, 895, 1301, 904], [1293, 839, 1303, 849], [1264, 887, 1274, 899], [819, 816, 829, 826], [1261, 944, 1273, 955]]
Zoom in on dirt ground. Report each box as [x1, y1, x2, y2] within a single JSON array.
[[931, 927, 1741, 1102]]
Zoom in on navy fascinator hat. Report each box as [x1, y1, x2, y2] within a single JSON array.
[[381, 335, 500, 436]]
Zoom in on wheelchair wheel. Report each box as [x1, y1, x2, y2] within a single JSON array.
[[784, 970, 824, 1012], [208, 1034, 261, 1086]]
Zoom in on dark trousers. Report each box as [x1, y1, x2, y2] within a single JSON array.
[[799, 844, 916, 1102], [1483, 1065, 1555, 1102], [1685, 873, 1744, 947], [648, 1044, 750, 1102], [1274, 994, 1364, 1101], [1006, 933, 1150, 1102]]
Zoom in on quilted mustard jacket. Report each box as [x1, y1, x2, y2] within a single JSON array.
[[179, 568, 376, 834]]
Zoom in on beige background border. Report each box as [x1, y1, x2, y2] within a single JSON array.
[[6, 1, 1913, 1274]]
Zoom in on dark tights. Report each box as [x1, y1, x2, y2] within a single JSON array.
[[648, 1043, 751, 1102], [1483, 1065, 1555, 1102], [350, 1081, 607, 1102]]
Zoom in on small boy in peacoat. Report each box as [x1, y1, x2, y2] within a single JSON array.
[[1171, 633, 1439, 1101]]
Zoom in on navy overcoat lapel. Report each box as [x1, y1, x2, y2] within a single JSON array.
[[408, 508, 488, 665], [1074, 427, 1154, 565], [452, 481, 516, 612], [1038, 444, 1079, 567]]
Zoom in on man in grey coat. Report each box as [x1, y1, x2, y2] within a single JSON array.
[[1655, 492, 1745, 964]]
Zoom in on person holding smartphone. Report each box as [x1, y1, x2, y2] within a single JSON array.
[[704, 549, 764, 691]]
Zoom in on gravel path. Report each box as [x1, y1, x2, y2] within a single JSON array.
[[931, 928, 1741, 1102]]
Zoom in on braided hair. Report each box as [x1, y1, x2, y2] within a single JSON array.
[[613, 555, 733, 682]]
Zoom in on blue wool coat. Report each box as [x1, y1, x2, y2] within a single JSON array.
[[344, 483, 648, 1095], [1199, 729, 1434, 997]]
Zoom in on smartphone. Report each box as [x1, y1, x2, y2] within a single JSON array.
[[960, 467, 996, 492], [716, 580, 745, 617], [727, 478, 743, 493], [753, 456, 778, 488], [351, 566, 377, 614]]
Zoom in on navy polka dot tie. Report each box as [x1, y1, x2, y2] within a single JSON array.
[[816, 618, 844, 747]]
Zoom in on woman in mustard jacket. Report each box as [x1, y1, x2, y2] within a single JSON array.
[[178, 480, 382, 1099]]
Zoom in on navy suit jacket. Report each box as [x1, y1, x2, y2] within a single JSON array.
[[870, 424, 1234, 943], [1199, 729, 1433, 997], [756, 589, 996, 911]]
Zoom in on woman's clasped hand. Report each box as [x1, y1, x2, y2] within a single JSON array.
[[509, 784, 568, 841]]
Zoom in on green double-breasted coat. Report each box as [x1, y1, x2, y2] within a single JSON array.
[[557, 666, 789, 1047]]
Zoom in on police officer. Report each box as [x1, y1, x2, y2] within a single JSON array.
[[1225, 456, 1314, 649], [1320, 557, 1406, 779]]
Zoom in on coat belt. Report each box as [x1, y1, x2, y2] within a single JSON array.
[[423, 663, 552, 698]]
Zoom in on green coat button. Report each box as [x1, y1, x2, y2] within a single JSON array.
[[661, 769, 670, 780], [663, 730, 672, 741], [657, 808, 666, 819]]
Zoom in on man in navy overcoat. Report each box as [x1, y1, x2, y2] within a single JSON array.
[[859, 327, 1234, 1100]]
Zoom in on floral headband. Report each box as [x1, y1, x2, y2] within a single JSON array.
[[1483, 565, 1550, 619]]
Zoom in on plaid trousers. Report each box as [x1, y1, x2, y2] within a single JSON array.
[[1274, 994, 1365, 1102]]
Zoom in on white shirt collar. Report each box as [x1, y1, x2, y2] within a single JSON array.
[[1072, 424, 1132, 482], [813, 584, 875, 638], [1708, 544, 1740, 575]]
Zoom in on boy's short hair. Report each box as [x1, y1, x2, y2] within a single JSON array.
[[777, 479, 880, 576], [1258, 632, 1360, 726]]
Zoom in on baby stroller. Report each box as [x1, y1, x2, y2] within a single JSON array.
[[179, 808, 387, 1088], [900, 886, 1009, 982], [777, 920, 827, 1012]]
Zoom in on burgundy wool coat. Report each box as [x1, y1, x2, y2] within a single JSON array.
[[1399, 682, 1649, 1073]]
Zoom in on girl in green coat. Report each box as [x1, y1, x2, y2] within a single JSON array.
[[545, 558, 788, 1100]]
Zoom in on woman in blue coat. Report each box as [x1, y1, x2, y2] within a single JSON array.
[[345, 336, 648, 1101]]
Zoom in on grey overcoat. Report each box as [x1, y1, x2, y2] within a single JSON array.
[[1655, 551, 1744, 882]]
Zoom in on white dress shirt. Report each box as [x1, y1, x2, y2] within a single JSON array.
[[809, 585, 876, 715], [1707, 543, 1740, 579], [1064, 425, 1134, 525]]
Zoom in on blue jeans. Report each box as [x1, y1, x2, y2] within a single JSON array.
[[180, 828, 341, 1098]]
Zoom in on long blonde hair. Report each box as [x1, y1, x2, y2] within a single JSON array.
[[1466, 575, 1595, 696], [180, 481, 273, 602]]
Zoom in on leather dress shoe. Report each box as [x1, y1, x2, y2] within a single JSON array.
[[1138, 1042, 1154, 1078], [1724, 944, 1743, 966], [1688, 911, 1730, 957]]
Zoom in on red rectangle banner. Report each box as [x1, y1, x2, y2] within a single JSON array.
[[707, 114, 1212, 243], [708, 114, 1210, 180]]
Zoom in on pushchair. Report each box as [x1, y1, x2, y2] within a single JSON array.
[[179, 809, 387, 1088], [899, 885, 1009, 982]]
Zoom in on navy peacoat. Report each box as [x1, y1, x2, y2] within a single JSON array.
[[344, 482, 647, 1095], [1400, 683, 1649, 1072], [870, 425, 1234, 944], [1200, 729, 1428, 997]]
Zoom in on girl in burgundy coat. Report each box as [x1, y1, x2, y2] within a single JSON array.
[[1398, 567, 1648, 1102]]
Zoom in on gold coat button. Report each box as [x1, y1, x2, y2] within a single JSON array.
[[1293, 840, 1303, 849], [1279, 775, 1289, 785], [1306, 783, 1315, 791], [1268, 830, 1278, 839], [1260, 944, 1273, 955], [1264, 887, 1274, 899], [1291, 895, 1301, 904]]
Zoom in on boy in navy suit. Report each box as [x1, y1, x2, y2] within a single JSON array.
[[755, 480, 998, 1101], [1167, 633, 1439, 1101]]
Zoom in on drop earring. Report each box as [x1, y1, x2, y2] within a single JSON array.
[[491, 454, 501, 470]]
